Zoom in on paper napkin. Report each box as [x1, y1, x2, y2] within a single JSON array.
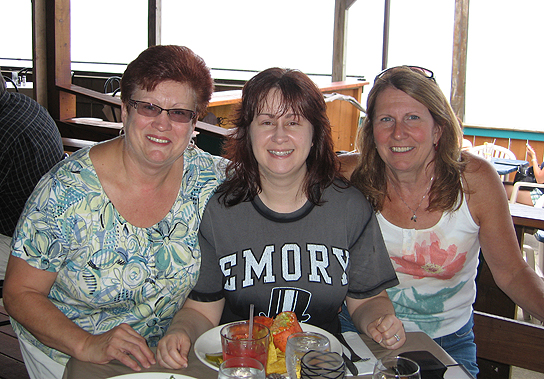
[[342, 331, 377, 376]]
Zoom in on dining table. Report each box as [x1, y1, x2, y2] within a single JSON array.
[[509, 202, 544, 270], [62, 331, 471, 379], [476, 202, 544, 318], [490, 158, 529, 176]]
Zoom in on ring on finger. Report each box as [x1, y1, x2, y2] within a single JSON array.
[[393, 333, 400, 342]]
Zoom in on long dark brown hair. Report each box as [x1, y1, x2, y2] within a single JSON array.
[[219, 67, 341, 207], [351, 66, 467, 212]]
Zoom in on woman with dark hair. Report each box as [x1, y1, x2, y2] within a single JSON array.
[[3, 45, 226, 378], [339, 66, 544, 377], [156, 67, 404, 369]]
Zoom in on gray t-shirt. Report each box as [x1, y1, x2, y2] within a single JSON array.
[[190, 182, 398, 333]]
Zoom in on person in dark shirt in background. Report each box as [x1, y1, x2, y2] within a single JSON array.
[[0, 75, 65, 281]]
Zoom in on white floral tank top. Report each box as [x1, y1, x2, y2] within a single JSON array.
[[377, 194, 480, 338]]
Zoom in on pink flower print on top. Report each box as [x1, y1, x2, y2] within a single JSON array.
[[391, 232, 467, 280]]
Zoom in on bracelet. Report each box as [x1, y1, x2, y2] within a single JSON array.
[[533, 159, 538, 163]]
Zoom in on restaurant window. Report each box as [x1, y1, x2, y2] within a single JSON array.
[[346, 0, 455, 107], [161, 0, 336, 84], [464, 0, 544, 129], [70, 0, 148, 72]]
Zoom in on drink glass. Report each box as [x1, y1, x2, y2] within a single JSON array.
[[218, 357, 266, 379], [300, 350, 345, 379], [220, 321, 270, 369], [372, 356, 421, 379], [285, 332, 330, 379]]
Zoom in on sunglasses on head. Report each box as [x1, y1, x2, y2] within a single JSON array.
[[374, 65, 436, 83]]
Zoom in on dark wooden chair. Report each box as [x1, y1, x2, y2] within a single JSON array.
[[0, 280, 10, 326], [474, 311, 544, 378]]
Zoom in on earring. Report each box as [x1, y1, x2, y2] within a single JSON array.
[[119, 127, 125, 137], [185, 139, 195, 151], [434, 142, 439, 151]]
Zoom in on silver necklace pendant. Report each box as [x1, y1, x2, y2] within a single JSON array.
[[390, 176, 434, 223]]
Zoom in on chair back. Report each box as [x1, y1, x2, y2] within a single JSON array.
[[509, 182, 544, 204], [469, 144, 517, 160], [469, 144, 516, 160], [475, 311, 544, 375]]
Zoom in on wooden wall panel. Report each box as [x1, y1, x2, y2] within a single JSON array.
[[207, 83, 366, 153]]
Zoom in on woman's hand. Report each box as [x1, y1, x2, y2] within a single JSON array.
[[346, 292, 406, 349], [155, 298, 225, 369], [527, 144, 537, 162], [367, 314, 406, 350], [81, 323, 156, 371], [156, 330, 192, 369]]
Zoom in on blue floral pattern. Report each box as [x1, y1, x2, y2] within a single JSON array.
[[11, 145, 226, 364]]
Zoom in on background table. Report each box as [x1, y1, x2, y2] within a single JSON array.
[[491, 158, 529, 176], [62, 331, 461, 379]]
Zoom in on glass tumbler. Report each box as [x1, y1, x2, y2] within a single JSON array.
[[218, 356, 266, 379], [300, 350, 345, 379], [372, 356, 421, 379], [220, 321, 270, 369], [285, 332, 330, 379]]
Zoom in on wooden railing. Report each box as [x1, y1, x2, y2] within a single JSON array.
[[54, 83, 229, 152]]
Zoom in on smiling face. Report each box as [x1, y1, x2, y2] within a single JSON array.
[[249, 90, 314, 187], [373, 87, 442, 176], [121, 80, 196, 168]]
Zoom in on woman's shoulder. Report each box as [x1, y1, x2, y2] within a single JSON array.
[[46, 147, 91, 175], [185, 147, 228, 176], [43, 147, 101, 192], [327, 179, 372, 210], [461, 151, 502, 184], [460, 151, 509, 217]]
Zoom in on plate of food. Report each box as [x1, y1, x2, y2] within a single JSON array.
[[194, 312, 342, 375]]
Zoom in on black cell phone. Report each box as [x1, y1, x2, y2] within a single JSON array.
[[398, 351, 447, 379]]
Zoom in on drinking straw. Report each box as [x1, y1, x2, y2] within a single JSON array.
[[248, 303, 255, 339]]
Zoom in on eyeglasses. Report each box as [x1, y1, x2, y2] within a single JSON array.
[[374, 65, 436, 83], [128, 99, 196, 123]]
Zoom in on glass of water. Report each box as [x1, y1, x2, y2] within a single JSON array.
[[218, 356, 266, 379], [285, 332, 330, 379]]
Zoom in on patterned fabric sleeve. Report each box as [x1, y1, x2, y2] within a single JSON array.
[[11, 164, 69, 272]]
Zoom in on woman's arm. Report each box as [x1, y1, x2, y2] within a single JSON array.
[[526, 144, 544, 183], [3, 257, 156, 371], [156, 298, 225, 369], [465, 156, 544, 321], [345, 291, 405, 349]]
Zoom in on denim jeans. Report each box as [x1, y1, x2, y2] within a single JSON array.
[[339, 304, 478, 378], [433, 314, 478, 378]]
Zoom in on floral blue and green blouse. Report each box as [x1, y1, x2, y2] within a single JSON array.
[[10, 144, 226, 364]]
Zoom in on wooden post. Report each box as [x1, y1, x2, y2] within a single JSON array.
[[31, 0, 48, 106], [45, 0, 75, 121], [332, 0, 356, 82], [148, 0, 161, 47], [450, 0, 469, 120], [381, 0, 391, 70]]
